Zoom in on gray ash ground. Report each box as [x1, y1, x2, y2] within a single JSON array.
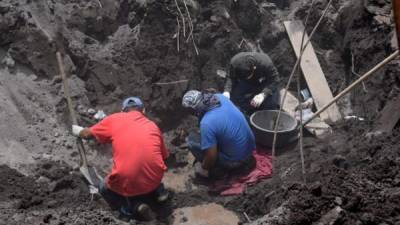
[[1, 0, 400, 224]]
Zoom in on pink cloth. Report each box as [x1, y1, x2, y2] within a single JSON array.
[[211, 148, 273, 195]]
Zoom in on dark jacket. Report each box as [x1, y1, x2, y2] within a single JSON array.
[[224, 52, 280, 96]]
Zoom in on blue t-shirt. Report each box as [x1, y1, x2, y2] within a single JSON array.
[[200, 94, 256, 162]]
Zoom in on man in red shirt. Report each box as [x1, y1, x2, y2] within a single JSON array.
[[72, 97, 169, 221]]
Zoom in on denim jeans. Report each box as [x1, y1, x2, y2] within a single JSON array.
[[99, 180, 165, 218], [186, 132, 252, 170]]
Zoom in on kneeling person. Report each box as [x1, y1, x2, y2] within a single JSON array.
[[224, 52, 281, 115], [182, 90, 256, 177], [72, 97, 169, 221]]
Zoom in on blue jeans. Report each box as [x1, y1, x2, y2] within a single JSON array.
[[99, 180, 165, 218], [187, 132, 250, 170]]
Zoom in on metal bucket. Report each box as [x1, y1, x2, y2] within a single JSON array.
[[250, 110, 298, 148]]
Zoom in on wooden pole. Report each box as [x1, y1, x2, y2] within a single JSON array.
[[303, 50, 399, 126], [393, 0, 400, 45]]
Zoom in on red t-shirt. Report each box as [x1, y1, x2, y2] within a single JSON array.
[[90, 111, 169, 197]]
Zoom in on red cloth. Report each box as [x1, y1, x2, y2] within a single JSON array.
[[211, 148, 273, 195], [90, 111, 169, 197]]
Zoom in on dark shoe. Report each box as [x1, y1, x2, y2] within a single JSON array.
[[157, 190, 169, 203], [155, 184, 169, 203], [137, 203, 155, 221]]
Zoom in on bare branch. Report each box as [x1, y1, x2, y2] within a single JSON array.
[[97, 0, 103, 8], [191, 34, 199, 55], [176, 17, 180, 52], [153, 79, 189, 86], [174, 0, 186, 37], [351, 51, 368, 93], [182, 0, 194, 43]]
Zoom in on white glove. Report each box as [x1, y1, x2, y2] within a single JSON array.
[[223, 91, 230, 99], [194, 162, 209, 178], [250, 93, 266, 108], [72, 125, 84, 137]]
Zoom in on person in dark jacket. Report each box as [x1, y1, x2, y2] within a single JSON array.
[[223, 52, 280, 115]]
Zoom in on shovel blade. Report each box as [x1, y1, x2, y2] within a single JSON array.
[[80, 165, 103, 188]]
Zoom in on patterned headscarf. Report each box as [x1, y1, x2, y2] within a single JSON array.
[[182, 90, 221, 117]]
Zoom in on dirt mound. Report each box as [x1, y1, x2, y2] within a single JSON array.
[[0, 162, 126, 225]]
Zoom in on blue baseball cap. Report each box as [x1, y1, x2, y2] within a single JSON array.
[[122, 97, 144, 111]]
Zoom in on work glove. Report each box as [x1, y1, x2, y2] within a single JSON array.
[[223, 91, 230, 99], [194, 162, 209, 178], [250, 93, 266, 108], [72, 125, 84, 137]]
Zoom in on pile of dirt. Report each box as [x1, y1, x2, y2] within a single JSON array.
[[0, 161, 124, 225]]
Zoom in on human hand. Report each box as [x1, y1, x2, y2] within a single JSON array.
[[250, 93, 266, 108], [194, 162, 209, 178], [72, 125, 84, 137], [223, 91, 230, 99]]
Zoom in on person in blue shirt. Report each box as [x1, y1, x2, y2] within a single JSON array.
[[181, 90, 256, 178]]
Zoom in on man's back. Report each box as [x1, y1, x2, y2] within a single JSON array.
[[230, 52, 279, 86], [90, 111, 168, 196], [200, 94, 255, 161]]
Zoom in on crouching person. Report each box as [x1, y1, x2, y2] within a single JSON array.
[[72, 97, 169, 221], [182, 90, 256, 178]]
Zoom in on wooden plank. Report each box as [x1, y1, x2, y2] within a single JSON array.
[[284, 20, 342, 123], [280, 89, 331, 138], [392, 0, 400, 46], [373, 94, 400, 134]]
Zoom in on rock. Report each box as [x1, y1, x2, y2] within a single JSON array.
[[180, 216, 188, 223], [54, 132, 60, 137], [51, 76, 62, 84], [42, 153, 52, 160], [66, 76, 86, 98], [373, 15, 391, 26], [77, 104, 86, 115], [24, 216, 34, 223], [28, 74, 38, 81], [12, 213, 24, 222], [113, 86, 125, 98], [43, 214, 52, 223], [314, 206, 343, 225], [391, 32, 398, 51], [2, 55, 15, 67], [210, 15, 219, 22], [94, 110, 107, 120], [65, 141, 73, 149], [36, 176, 51, 183], [46, 200, 58, 208], [87, 108, 96, 115], [310, 182, 322, 196], [54, 139, 62, 145], [334, 197, 343, 205], [0, 3, 10, 14], [332, 155, 349, 170]]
